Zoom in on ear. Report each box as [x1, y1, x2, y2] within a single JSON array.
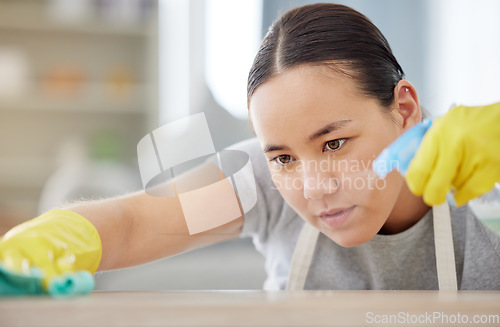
[[393, 80, 421, 130]]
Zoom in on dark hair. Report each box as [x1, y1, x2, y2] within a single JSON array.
[[247, 3, 405, 108]]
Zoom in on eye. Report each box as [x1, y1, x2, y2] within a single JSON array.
[[271, 154, 294, 166], [323, 138, 347, 152]]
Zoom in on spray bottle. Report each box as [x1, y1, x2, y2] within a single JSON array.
[[372, 119, 500, 233]]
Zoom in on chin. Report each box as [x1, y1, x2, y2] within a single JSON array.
[[323, 229, 375, 248]]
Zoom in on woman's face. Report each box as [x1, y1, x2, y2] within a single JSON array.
[[249, 65, 425, 247]]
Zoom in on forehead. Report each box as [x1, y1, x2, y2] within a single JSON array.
[[249, 65, 372, 136]]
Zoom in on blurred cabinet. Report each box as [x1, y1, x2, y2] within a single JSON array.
[[0, 0, 158, 228]]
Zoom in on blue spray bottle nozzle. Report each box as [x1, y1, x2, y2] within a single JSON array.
[[373, 118, 433, 179]]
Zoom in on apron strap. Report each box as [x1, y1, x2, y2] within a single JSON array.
[[286, 222, 320, 290], [433, 203, 458, 290]]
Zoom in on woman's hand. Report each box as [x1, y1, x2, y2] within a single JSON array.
[[406, 102, 500, 206], [0, 209, 102, 295]]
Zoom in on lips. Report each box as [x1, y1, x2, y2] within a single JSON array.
[[318, 205, 356, 229]]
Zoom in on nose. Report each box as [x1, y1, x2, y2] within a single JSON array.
[[302, 166, 339, 200]]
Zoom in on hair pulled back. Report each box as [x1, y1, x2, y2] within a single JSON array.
[[247, 3, 405, 108]]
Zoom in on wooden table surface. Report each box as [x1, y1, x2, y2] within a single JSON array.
[[1, 290, 500, 326]]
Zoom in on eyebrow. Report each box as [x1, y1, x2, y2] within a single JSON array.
[[308, 119, 352, 142], [263, 119, 352, 153]]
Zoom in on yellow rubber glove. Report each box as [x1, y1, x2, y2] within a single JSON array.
[[406, 102, 500, 206], [0, 209, 102, 295]]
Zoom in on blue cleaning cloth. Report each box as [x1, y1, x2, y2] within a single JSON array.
[[373, 119, 433, 178], [0, 263, 95, 297], [0, 264, 44, 295]]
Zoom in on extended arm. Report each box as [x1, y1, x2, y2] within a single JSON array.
[[0, 162, 243, 295]]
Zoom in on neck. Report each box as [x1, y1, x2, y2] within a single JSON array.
[[379, 182, 430, 235]]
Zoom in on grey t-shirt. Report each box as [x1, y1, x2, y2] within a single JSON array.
[[229, 138, 500, 290]]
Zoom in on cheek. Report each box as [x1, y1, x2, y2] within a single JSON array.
[[270, 170, 301, 197], [331, 151, 379, 194], [270, 170, 310, 212], [363, 171, 404, 213], [334, 148, 403, 208]]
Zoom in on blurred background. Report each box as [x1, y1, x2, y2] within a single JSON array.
[[0, 0, 499, 290]]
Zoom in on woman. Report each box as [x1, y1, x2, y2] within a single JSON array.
[[1, 3, 499, 294]]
